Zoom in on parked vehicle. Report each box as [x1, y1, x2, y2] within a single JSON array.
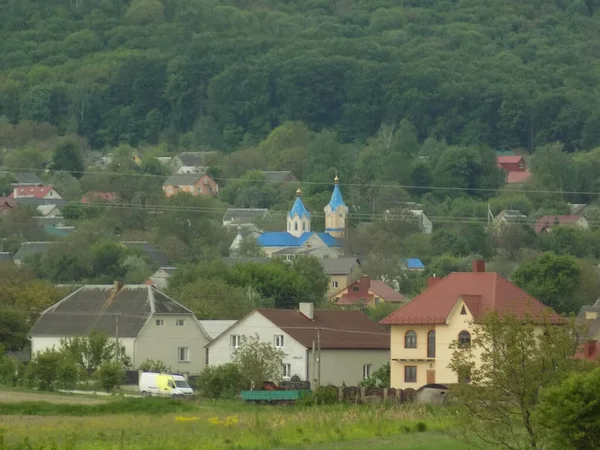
[[139, 372, 195, 398]]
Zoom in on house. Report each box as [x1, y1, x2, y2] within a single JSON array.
[[0, 197, 16, 212], [576, 300, 600, 341], [0, 252, 13, 264], [37, 204, 62, 218], [497, 155, 531, 185], [222, 208, 268, 228], [257, 176, 346, 257], [156, 157, 173, 166], [13, 241, 52, 265], [380, 260, 562, 389], [147, 266, 177, 290], [172, 152, 218, 174], [271, 246, 340, 261], [319, 257, 362, 295], [81, 192, 118, 204], [261, 171, 297, 183], [408, 210, 432, 234], [11, 172, 43, 186], [121, 241, 169, 267], [494, 210, 527, 228], [229, 226, 264, 256], [9, 186, 65, 205], [574, 341, 600, 361], [403, 258, 425, 271], [206, 303, 390, 386], [44, 225, 74, 238], [534, 215, 589, 234], [198, 320, 237, 340], [222, 257, 271, 266], [331, 275, 405, 307], [30, 283, 211, 374], [569, 203, 588, 216], [36, 216, 66, 229], [162, 173, 219, 197]]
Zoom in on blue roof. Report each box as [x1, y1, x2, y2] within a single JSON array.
[[328, 184, 346, 211], [257, 232, 338, 248], [404, 258, 425, 270], [289, 197, 310, 219]]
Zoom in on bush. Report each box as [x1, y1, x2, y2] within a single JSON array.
[[25, 348, 64, 391], [359, 362, 390, 389], [138, 359, 171, 373], [0, 356, 24, 386], [96, 361, 125, 392], [195, 363, 245, 399], [299, 385, 339, 406]]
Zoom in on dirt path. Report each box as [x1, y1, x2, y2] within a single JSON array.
[[0, 390, 105, 405]]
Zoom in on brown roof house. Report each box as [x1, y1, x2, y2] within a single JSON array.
[[30, 283, 212, 374], [162, 173, 219, 197], [331, 275, 405, 307], [497, 155, 531, 185], [206, 303, 390, 386], [534, 215, 589, 234], [380, 260, 562, 389]]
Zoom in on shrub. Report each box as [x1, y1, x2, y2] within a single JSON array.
[[96, 361, 125, 392], [359, 362, 390, 389], [138, 359, 171, 373], [25, 348, 64, 391], [57, 358, 81, 389], [195, 363, 245, 398], [0, 356, 24, 386], [299, 385, 339, 406], [232, 335, 284, 389]]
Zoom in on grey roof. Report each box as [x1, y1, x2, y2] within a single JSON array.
[[223, 208, 268, 224], [222, 257, 271, 266], [261, 171, 296, 183], [199, 320, 237, 340], [0, 252, 13, 263], [31, 285, 193, 338], [14, 197, 67, 206], [36, 216, 65, 227], [319, 257, 361, 275], [502, 209, 526, 217], [122, 242, 169, 267], [177, 152, 217, 167], [12, 172, 43, 185], [570, 204, 587, 215], [163, 173, 205, 186], [13, 242, 52, 262]]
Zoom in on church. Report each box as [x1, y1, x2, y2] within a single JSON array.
[[256, 175, 348, 258]]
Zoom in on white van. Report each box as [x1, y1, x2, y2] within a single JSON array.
[[139, 372, 195, 398]]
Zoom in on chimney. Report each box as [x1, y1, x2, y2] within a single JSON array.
[[114, 280, 124, 292], [299, 302, 314, 320], [427, 277, 439, 288], [472, 260, 486, 273], [358, 275, 370, 295]]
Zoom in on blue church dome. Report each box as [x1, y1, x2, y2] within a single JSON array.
[[327, 176, 346, 211], [289, 188, 310, 218]]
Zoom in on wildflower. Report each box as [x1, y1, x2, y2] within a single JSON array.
[[225, 416, 239, 426], [208, 417, 222, 425], [175, 416, 200, 422]]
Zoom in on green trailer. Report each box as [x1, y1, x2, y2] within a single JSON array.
[[240, 389, 312, 404]]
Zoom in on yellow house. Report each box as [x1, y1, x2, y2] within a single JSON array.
[[380, 260, 561, 389], [320, 257, 362, 296], [331, 275, 405, 307]]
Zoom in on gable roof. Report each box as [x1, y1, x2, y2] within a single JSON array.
[[37, 204, 61, 216], [380, 270, 562, 325], [257, 232, 338, 248], [256, 309, 389, 350], [222, 208, 268, 224], [163, 173, 209, 187], [0, 197, 17, 209], [31, 285, 193, 338], [497, 155, 524, 165], [11, 186, 57, 199], [13, 241, 53, 262], [319, 257, 360, 275], [262, 171, 296, 183], [199, 320, 237, 340], [535, 215, 584, 233], [404, 258, 425, 270], [121, 241, 169, 267], [507, 170, 531, 184], [289, 196, 310, 219], [335, 278, 405, 304], [12, 172, 43, 186], [176, 152, 217, 167]]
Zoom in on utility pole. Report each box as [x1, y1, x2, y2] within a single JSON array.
[[115, 313, 121, 364], [317, 328, 321, 389], [311, 338, 316, 389]]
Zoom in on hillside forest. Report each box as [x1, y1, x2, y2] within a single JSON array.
[[3, 0, 600, 348]]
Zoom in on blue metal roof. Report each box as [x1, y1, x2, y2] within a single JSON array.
[[328, 184, 346, 211], [289, 197, 310, 219], [404, 258, 425, 270], [257, 232, 338, 248]]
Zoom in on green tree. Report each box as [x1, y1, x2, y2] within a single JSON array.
[[290, 257, 329, 305], [195, 363, 245, 398], [138, 359, 170, 373], [59, 331, 128, 373], [0, 311, 29, 351], [96, 361, 125, 392], [449, 312, 581, 450], [232, 335, 285, 389], [52, 137, 85, 178]]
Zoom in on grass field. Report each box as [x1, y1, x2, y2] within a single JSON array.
[[0, 391, 465, 449]]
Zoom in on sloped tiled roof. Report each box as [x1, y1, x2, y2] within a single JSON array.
[[336, 279, 405, 304], [199, 320, 237, 340], [257, 309, 389, 349], [11, 186, 57, 199], [319, 257, 360, 275], [122, 241, 169, 267], [12, 172, 43, 185], [507, 170, 531, 184], [177, 152, 217, 167], [257, 232, 338, 248], [289, 196, 310, 218], [222, 208, 268, 224], [261, 171, 296, 183], [497, 155, 524, 165], [380, 271, 561, 325], [31, 285, 193, 338], [535, 215, 584, 234], [13, 242, 52, 262], [163, 173, 207, 186]]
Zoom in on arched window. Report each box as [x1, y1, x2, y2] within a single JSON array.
[[302, 221, 306, 231], [294, 222, 298, 231], [458, 331, 471, 347], [405, 331, 417, 348], [427, 330, 436, 358]]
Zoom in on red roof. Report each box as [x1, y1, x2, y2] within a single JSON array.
[[507, 170, 531, 184], [575, 341, 600, 360], [10, 186, 55, 199], [380, 269, 562, 325], [0, 197, 16, 209], [497, 155, 524, 165], [257, 309, 390, 349], [81, 192, 117, 203], [333, 276, 405, 306], [535, 215, 584, 234]]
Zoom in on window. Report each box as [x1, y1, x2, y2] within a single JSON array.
[[283, 363, 291, 378], [352, 286, 360, 292], [177, 347, 189, 362], [332, 280, 339, 288], [231, 335, 242, 349], [460, 305, 467, 315], [458, 331, 471, 347], [302, 221, 306, 231], [275, 335, 284, 348], [404, 366, 417, 383], [374, 297, 381, 305], [427, 330, 436, 358], [155, 319, 164, 327], [294, 222, 298, 231], [363, 364, 372, 379], [176, 319, 185, 327], [196, 186, 202, 194], [168, 380, 175, 389], [208, 186, 213, 193], [405, 330, 417, 349]]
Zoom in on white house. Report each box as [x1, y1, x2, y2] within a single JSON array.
[[206, 303, 390, 386], [408, 210, 432, 234]]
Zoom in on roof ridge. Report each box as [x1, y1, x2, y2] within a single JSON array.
[[148, 285, 156, 314]]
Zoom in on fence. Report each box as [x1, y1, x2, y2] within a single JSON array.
[[332, 386, 418, 404]]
